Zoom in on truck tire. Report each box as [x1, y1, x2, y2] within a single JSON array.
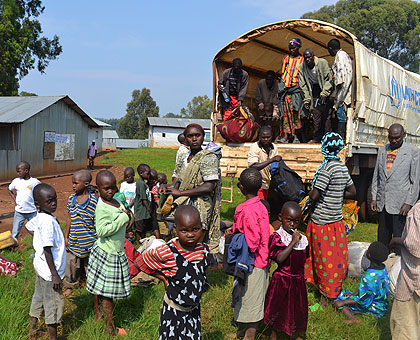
[[366, 183, 377, 223]]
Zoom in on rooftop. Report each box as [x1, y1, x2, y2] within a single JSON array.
[[147, 117, 211, 129]]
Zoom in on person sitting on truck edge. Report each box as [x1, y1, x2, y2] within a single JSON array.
[[371, 123, 420, 255], [278, 38, 304, 143], [298, 48, 334, 143], [219, 58, 249, 121], [328, 39, 353, 140], [172, 133, 190, 181], [248, 125, 282, 201], [255, 70, 280, 125]]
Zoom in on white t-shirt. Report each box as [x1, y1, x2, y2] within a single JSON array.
[[120, 181, 136, 212], [8, 177, 41, 213], [26, 212, 66, 281]]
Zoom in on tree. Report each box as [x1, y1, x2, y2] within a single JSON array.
[[180, 95, 213, 119], [301, 0, 420, 72], [117, 88, 159, 139], [0, 0, 62, 95], [95, 117, 121, 131], [164, 112, 181, 118], [20, 91, 37, 96]]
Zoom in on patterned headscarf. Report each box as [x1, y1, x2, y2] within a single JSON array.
[[312, 132, 345, 185], [206, 142, 222, 156], [289, 38, 302, 48]]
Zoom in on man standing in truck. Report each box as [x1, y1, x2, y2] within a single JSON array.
[[255, 70, 280, 125], [371, 124, 420, 253]]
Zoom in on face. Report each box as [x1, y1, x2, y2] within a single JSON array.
[[36, 189, 57, 214], [185, 127, 204, 150], [303, 51, 315, 68], [266, 76, 275, 89], [328, 46, 335, 57], [388, 128, 404, 150], [72, 175, 88, 194], [289, 44, 300, 57], [232, 61, 242, 73], [259, 130, 273, 146], [149, 171, 158, 185], [279, 209, 301, 234], [175, 215, 203, 250], [97, 176, 118, 201], [140, 168, 151, 180], [124, 170, 134, 183], [158, 174, 167, 185], [16, 165, 29, 178]]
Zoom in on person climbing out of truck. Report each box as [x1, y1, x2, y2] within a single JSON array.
[[248, 125, 282, 201], [219, 58, 249, 121], [298, 48, 334, 144], [255, 70, 280, 125], [278, 38, 304, 143], [328, 39, 353, 140]]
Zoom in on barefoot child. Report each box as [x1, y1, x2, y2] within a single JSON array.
[[119, 167, 136, 212], [86, 170, 132, 336], [333, 241, 390, 323], [264, 201, 308, 340], [137, 205, 213, 340], [26, 183, 66, 340]]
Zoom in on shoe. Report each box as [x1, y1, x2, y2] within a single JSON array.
[[160, 195, 174, 215], [277, 137, 287, 143], [293, 137, 300, 143]]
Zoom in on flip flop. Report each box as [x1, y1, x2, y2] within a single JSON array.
[[117, 327, 127, 336]]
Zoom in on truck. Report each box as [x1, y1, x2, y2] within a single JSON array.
[[211, 19, 420, 221]]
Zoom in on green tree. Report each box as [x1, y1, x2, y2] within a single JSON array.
[[117, 88, 159, 139], [95, 117, 121, 130], [0, 0, 62, 95], [302, 0, 420, 72], [19, 91, 37, 96], [164, 112, 181, 118], [180, 95, 213, 119]]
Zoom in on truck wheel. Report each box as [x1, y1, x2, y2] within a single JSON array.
[[366, 184, 377, 223]]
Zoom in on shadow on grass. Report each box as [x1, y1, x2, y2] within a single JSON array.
[[207, 269, 229, 287], [203, 330, 225, 340]]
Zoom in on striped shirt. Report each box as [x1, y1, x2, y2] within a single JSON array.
[[281, 55, 304, 87], [395, 200, 420, 301], [137, 238, 205, 277], [311, 160, 353, 225], [67, 192, 98, 257]]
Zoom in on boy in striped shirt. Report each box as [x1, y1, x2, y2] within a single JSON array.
[[64, 170, 98, 295]]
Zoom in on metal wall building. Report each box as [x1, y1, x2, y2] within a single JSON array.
[[0, 96, 99, 180]]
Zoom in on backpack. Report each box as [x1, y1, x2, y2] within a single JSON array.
[[269, 160, 305, 202]]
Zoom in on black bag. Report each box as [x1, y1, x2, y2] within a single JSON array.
[[269, 160, 305, 202]]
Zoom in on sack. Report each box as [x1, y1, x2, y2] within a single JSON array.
[[0, 231, 17, 250], [270, 160, 305, 202], [216, 106, 260, 143]]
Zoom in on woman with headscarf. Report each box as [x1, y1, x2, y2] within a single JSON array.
[[165, 124, 222, 251], [304, 132, 356, 306]]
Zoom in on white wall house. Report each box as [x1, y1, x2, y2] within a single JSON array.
[[102, 130, 119, 150], [88, 118, 111, 151]]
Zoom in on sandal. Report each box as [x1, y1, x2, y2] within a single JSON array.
[[117, 327, 128, 336]]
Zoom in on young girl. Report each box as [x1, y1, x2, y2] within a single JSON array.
[[264, 201, 308, 340], [137, 205, 213, 340], [86, 170, 132, 336]]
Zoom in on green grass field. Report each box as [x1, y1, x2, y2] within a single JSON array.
[[0, 148, 390, 340]]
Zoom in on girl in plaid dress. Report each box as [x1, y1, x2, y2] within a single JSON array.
[[86, 170, 132, 336]]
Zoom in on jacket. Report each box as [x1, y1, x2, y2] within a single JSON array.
[[221, 68, 249, 102]]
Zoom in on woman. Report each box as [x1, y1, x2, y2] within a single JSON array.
[[165, 124, 221, 251], [305, 132, 356, 306]]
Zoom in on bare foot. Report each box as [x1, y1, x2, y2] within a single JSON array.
[[320, 295, 329, 309], [29, 330, 48, 339], [226, 333, 238, 338], [344, 318, 361, 324]]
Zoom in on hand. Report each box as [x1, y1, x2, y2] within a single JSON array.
[[320, 95, 327, 105], [165, 187, 182, 197], [64, 236, 69, 251], [333, 300, 345, 309], [389, 237, 403, 251], [291, 230, 302, 245], [51, 274, 62, 290], [400, 203, 412, 216], [258, 103, 264, 110], [330, 89, 337, 102], [304, 103, 310, 110], [271, 155, 282, 163], [370, 200, 377, 212], [225, 227, 233, 235]]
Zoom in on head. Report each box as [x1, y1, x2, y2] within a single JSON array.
[[367, 241, 389, 265], [72, 170, 92, 195], [123, 167, 135, 183], [149, 169, 158, 186], [279, 201, 302, 234], [177, 133, 187, 146], [16, 161, 30, 179], [157, 173, 167, 185], [137, 164, 151, 180], [327, 39, 341, 57], [96, 170, 118, 202], [320, 132, 345, 159], [303, 48, 315, 69], [184, 124, 205, 151], [33, 183, 57, 214], [259, 125, 273, 147], [174, 205, 202, 250], [206, 142, 222, 159], [265, 70, 276, 89], [91, 140, 96, 145], [388, 124, 405, 150], [238, 167, 262, 196], [289, 38, 302, 57], [232, 58, 243, 75]]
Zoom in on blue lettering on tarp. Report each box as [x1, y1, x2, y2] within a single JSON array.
[[388, 76, 420, 112]]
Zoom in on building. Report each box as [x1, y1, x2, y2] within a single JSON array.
[[0, 95, 99, 180], [102, 130, 119, 151], [88, 118, 111, 151], [147, 118, 211, 147], [116, 139, 148, 150]]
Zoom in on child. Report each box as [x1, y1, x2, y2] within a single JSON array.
[[64, 170, 98, 294], [137, 205, 212, 340], [8, 161, 40, 239], [134, 164, 160, 239], [86, 170, 132, 336], [151, 172, 167, 205], [264, 201, 309, 340], [26, 183, 66, 340], [334, 241, 390, 323], [228, 167, 270, 340], [119, 167, 136, 212]]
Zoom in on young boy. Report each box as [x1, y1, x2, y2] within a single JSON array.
[[26, 183, 66, 340], [120, 167, 136, 212], [134, 164, 160, 240], [228, 167, 270, 340], [64, 170, 98, 294], [8, 161, 40, 239]]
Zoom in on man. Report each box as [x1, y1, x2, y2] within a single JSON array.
[[298, 48, 334, 143], [328, 39, 353, 139], [371, 124, 420, 252], [87, 140, 97, 170], [219, 58, 249, 121], [248, 125, 282, 200], [255, 70, 280, 125], [172, 133, 190, 181]]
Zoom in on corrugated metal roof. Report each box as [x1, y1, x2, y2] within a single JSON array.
[[0, 95, 99, 127], [103, 130, 120, 139], [147, 117, 211, 129], [116, 139, 148, 149], [92, 118, 111, 127]]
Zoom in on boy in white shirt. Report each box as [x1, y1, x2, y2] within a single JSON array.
[[120, 167, 136, 212], [26, 183, 66, 340], [8, 161, 40, 239]]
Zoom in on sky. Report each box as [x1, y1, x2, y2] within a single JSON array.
[[19, 0, 337, 120]]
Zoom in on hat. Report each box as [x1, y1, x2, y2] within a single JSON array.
[[289, 38, 302, 48], [92, 139, 96, 143]]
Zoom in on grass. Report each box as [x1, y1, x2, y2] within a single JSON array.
[[0, 148, 391, 340]]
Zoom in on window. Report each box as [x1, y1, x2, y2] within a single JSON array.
[[162, 133, 166, 137]]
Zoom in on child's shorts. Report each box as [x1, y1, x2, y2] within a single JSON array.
[[29, 275, 64, 325], [135, 218, 159, 233]]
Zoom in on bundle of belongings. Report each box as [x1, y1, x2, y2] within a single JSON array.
[[217, 106, 260, 143]]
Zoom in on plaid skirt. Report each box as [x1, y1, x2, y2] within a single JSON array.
[[86, 244, 131, 299]]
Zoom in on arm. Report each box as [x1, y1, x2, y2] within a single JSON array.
[[255, 82, 263, 106], [166, 181, 216, 197], [238, 71, 249, 102], [371, 152, 380, 212], [249, 155, 282, 171], [320, 61, 334, 99], [142, 199, 152, 215], [96, 211, 130, 238], [344, 184, 357, 199], [65, 213, 71, 251], [308, 187, 321, 202], [8, 189, 16, 203], [403, 148, 420, 211], [275, 231, 301, 264], [298, 66, 311, 108], [44, 246, 62, 290]]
